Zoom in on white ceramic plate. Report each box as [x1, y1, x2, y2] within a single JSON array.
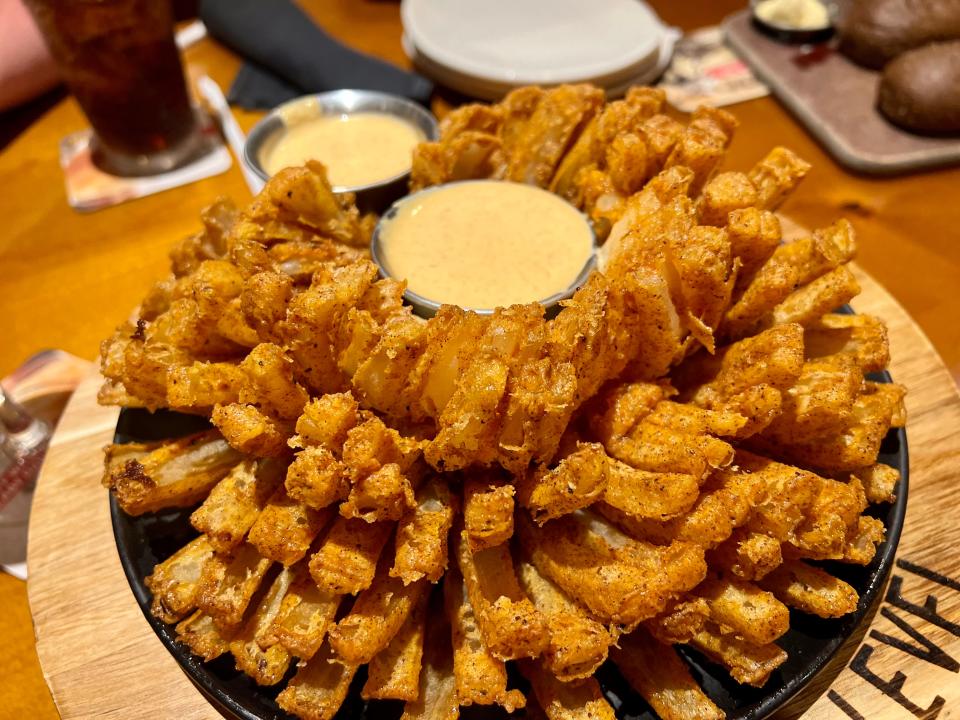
[[402, 30, 679, 101], [401, 0, 670, 87]]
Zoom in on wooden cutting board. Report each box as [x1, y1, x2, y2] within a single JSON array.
[[26, 265, 960, 720], [724, 10, 960, 176]]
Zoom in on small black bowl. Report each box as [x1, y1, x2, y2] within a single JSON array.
[[750, 0, 837, 45]]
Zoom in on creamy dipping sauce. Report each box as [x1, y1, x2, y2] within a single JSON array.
[[378, 181, 595, 310], [260, 111, 424, 188], [754, 0, 830, 29]]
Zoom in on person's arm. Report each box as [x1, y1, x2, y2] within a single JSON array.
[[0, 0, 59, 112]]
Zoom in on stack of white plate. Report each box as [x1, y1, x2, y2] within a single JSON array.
[[401, 0, 679, 100]]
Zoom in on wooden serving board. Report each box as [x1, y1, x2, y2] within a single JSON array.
[[723, 10, 960, 176], [26, 266, 960, 720]]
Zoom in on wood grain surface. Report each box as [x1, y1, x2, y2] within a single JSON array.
[[4, 2, 960, 718], [724, 10, 960, 175], [25, 265, 960, 720]]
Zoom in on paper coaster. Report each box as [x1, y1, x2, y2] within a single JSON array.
[[658, 26, 770, 112], [59, 113, 232, 212]]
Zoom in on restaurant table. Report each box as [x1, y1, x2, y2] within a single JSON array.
[[0, 1, 957, 717]]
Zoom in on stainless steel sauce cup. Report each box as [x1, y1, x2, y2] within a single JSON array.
[[244, 89, 439, 213], [370, 181, 598, 319]]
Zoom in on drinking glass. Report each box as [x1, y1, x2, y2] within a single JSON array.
[[25, 0, 201, 176]]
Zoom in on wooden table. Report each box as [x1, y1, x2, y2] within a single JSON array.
[[1, 1, 958, 718]]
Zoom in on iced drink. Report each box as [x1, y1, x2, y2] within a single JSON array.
[[26, 0, 200, 176]]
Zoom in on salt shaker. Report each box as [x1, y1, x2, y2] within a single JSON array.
[[0, 387, 51, 504]]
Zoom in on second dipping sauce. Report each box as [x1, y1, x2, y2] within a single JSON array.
[[377, 181, 595, 310], [753, 0, 830, 29], [261, 111, 424, 188]]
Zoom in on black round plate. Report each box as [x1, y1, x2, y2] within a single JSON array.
[[110, 369, 909, 720]]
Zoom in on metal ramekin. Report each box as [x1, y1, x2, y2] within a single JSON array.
[[370, 181, 598, 319], [243, 89, 439, 213]]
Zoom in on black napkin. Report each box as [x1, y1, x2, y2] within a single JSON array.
[[199, 0, 434, 110]]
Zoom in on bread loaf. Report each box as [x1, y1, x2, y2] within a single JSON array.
[[838, 0, 960, 69], [877, 40, 960, 133]]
